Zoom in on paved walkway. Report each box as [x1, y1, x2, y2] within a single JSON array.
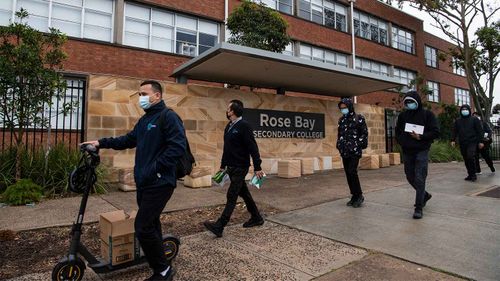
[[2, 162, 499, 280]]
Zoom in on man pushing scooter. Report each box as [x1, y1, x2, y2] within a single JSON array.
[[83, 80, 186, 281]]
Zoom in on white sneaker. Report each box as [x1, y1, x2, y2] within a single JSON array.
[[477, 172, 483, 175]]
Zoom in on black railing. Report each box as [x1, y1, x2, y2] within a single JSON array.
[[385, 109, 400, 153], [491, 127, 500, 161], [0, 76, 86, 152]]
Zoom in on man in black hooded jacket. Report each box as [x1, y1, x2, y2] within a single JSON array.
[[451, 105, 484, 181], [336, 98, 368, 208], [472, 112, 495, 174], [395, 91, 440, 219]]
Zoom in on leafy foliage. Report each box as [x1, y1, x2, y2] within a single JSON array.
[[0, 145, 107, 197], [227, 0, 291, 53], [0, 9, 70, 179], [437, 103, 459, 141], [428, 141, 463, 163], [1, 179, 43, 205]]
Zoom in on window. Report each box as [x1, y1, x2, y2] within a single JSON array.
[[427, 81, 439, 102], [355, 58, 390, 76], [352, 10, 388, 45], [282, 42, 294, 56], [45, 78, 85, 130], [253, 0, 293, 15], [298, 0, 347, 32], [393, 68, 417, 89], [452, 58, 466, 76], [1, 0, 114, 42], [124, 3, 219, 56], [299, 43, 348, 67], [425, 46, 438, 68], [455, 88, 470, 105], [392, 26, 414, 53]]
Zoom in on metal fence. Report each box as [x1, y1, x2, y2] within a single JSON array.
[[0, 76, 86, 152], [385, 109, 400, 153], [491, 127, 500, 161]]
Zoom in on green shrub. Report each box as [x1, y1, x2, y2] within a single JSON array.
[[1, 179, 43, 205], [0, 144, 107, 197], [429, 141, 463, 163]]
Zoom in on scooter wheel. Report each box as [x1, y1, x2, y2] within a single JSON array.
[[52, 257, 85, 281], [162, 236, 180, 261]]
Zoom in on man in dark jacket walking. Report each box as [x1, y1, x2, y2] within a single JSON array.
[[83, 80, 186, 281], [204, 100, 265, 237], [451, 105, 484, 181], [472, 112, 495, 174], [336, 98, 368, 207], [395, 91, 440, 219]]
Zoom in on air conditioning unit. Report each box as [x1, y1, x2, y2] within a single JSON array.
[[180, 43, 196, 56]]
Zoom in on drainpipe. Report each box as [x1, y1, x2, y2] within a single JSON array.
[[348, 0, 357, 103], [224, 0, 229, 88]]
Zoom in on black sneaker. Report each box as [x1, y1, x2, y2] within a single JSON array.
[[352, 195, 364, 208], [204, 221, 223, 238], [413, 209, 423, 219], [346, 196, 355, 206], [243, 217, 264, 228], [144, 268, 175, 281], [464, 176, 477, 182], [423, 193, 432, 207], [491, 166, 495, 173]]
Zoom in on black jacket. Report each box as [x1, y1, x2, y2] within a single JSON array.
[[220, 118, 262, 171], [336, 98, 368, 158], [395, 92, 440, 153], [479, 119, 492, 144], [451, 105, 483, 146], [99, 101, 186, 189]]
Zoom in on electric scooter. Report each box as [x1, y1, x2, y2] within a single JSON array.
[[52, 144, 180, 281]]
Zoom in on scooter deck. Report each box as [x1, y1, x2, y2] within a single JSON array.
[[88, 256, 148, 274]]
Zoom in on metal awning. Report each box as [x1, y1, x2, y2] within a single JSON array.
[[171, 42, 403, 97]]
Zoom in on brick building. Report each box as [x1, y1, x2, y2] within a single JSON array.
[[0, 0, 470, 170]]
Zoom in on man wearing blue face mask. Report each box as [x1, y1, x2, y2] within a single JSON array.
[[395, 91, 440, 219], [82, 80, 186, 280], [451, 104, 484, 182], [336, 98, 368, 208]]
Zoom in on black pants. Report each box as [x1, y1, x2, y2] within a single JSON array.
[[475, 143, 494, 172], [219, 167, 261, 226], [342, 156, 363, 198], [135, 186, 174, 274], [460, 143, 478, 177], [403, 150, 429, 209]]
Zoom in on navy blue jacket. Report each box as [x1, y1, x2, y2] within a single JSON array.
[[99, 100, 186, 189]]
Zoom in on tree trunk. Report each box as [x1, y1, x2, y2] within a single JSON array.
[[14, 128, 24, 180]]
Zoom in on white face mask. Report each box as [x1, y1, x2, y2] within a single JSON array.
[[139, 95, 151, 110]]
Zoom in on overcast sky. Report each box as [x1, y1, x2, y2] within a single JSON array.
[[399, 2, 499, 108]]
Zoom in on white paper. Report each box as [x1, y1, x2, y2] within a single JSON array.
[[404, 123, 424, 135]]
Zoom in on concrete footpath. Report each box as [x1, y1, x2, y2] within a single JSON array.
[[1, 162, 499, 280]]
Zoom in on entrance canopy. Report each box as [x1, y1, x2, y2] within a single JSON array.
[[171, 43, 403, 97]]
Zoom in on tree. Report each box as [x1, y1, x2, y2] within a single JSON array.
[[390, 0, 499, 122], [0, 9, 69, 180], [493, 103, 500, 114], [227, 0, 291, 53]]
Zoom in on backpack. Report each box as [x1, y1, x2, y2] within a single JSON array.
[[158, 108, 196, 179]]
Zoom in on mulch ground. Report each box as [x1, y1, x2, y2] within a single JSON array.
[[0, 203, 280, 280]]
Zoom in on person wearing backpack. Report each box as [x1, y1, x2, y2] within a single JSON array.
[[395, 91, 440, 219], [82, 80, 185, 281], [204, 99, 265, 238], [337, 98, 369, 208]]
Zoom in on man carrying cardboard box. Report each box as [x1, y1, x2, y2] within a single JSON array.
[[83, 80, 186, 280]]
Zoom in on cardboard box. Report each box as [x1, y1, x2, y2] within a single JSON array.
[[183, 174, 212, 188], [100, 240, 135, 266], [99, 210, 136, 245], [332, 155, 343, 169], [359, 155, 380, 170], [298, 158, 314, 175], [320, 156, 333, 170], [388, 153, 401, 165], [278, 160, 301, 178], [379, 154, 390, 168], [261, 158, 279, 174]]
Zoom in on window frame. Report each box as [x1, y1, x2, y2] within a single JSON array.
[[426, 81, 440, 103], [425, 45, 438, 68]]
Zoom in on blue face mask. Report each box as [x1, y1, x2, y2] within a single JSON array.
[[405, 102, 418, 110], [461, 110, 470, 117], [139, 95, 151, 110], [340, 108, 349, 115]]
